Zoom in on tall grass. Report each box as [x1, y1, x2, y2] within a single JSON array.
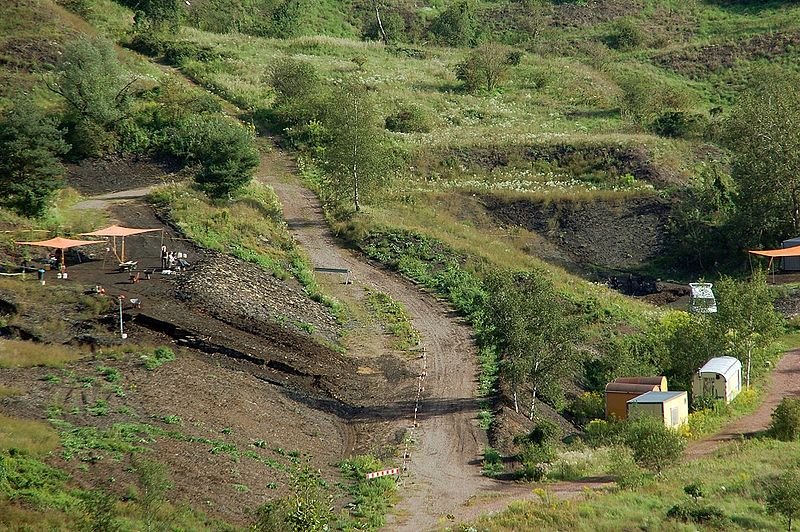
[[0, 413, 60, 455], [0, 339, 86, 368]]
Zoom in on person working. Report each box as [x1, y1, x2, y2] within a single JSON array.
[[160, 245, 168, 270]]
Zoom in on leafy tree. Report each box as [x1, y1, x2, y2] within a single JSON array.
[[131, 0, 182, 32], [362, 2, 406, 44], [320, 80, 393, 212], [724, 67, 800, 248], [0, 98, 69, 217], [765, 469, 800, 531], [484, 269, 580, 419], [623, 415, 686, 473], [653, 310, 718, 393], [713, 269, 782, 387], [429, 0, 477, 47], [47, 37, 138, 157], [770, 398, 800, 441], [455, 42, 514, 93], [186, 115, 259, 198], [269, 58, 320, 107]]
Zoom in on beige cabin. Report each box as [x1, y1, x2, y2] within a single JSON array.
[[627, 391, 689, 428]]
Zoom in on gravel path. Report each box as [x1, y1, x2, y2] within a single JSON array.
[[258, 163, 496, 530], [685, 348, 800, 459]]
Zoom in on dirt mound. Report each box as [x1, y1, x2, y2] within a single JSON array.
[[482, 195, 671, 271], [66, 155, 183, 195], [0, 36, 65, 71], [551, 0, 642, 27], [653, 31, 800, 79], [423, 143, 678, 186], [176, 251, 339, 343]]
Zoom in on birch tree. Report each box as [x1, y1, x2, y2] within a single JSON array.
[[321, 80, 392, 212], [484, 270, 580, 419]]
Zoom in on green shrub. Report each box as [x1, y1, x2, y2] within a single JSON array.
[[567, 392, 605, 427], [623, 416, 686, 473], [142, 346, 176, 371], [385, 106, 433, 133], [608, 445, 647, 490], [584, 418, 625, 447], [482, 447, 504, 477], [666, 502, 727, 526], [604, 17, 646, 51], [770, 397, 800, 441]]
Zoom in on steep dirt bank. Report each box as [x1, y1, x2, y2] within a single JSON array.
[[482, 194, 671, 272]]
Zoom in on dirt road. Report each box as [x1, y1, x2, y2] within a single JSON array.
[[259, 171, 496, 529], [685, 348, 800, 459]]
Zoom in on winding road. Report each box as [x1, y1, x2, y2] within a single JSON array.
[[259, 164, 496, 529]]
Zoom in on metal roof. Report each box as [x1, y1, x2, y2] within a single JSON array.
[[627, 391, 687, 404], [698, 356, 741, 377], [689, 283, 715, 299]]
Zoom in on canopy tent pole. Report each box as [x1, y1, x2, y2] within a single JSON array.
[[121, 237, 125, 263]]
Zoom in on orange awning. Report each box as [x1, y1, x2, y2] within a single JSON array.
[[80, 225, 161, 237], [748, 245, 800, 258], [15, 237, 105, 249]]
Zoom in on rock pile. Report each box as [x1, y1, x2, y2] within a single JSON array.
[[176, 251, 339, 342]]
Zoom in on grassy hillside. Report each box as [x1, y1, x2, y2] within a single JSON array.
[[3, 1, 800, 529]]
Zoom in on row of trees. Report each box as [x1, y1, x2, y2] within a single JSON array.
[[268, 59, 397, 212], [669, 67, 800, 270], [479, 266, 782, 426], [0, 36, 259, 217]]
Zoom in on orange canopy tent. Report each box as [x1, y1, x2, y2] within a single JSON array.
[[748, 245, 800, 279], [15, 237, 105, 269], [80, 225, 161, 262]]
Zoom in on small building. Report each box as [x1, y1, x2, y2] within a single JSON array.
[[692, 356, 742, 404], [782, 237, 800, 271], [689, 283, 717, 314], [605, 382, 661, 421], [627, 391, 689, 428]]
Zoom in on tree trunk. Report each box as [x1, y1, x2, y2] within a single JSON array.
[[529, 385, 537, 421], [352, 97, 360, 212], [373, 0, 389, 45], [513, 389, 518, 413]]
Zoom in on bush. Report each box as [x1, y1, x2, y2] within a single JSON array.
[[623, 415, 686, 473], [666, 502, 727, 526], [567, 392, 605, 427], [584, 419, 625, 447], [142, 346, 175, 370], [770, 397, 800, 441], [429, 0, 477, 46], [482, 447, 504, 477], [651, 111, 704, 138], [455, 42, 513, 93], [604, 17, 646, 51], [385, 106, 433, 133], [608, 445, 647, 490]]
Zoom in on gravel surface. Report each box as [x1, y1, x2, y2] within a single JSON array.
[[177, 251, 339, 343]]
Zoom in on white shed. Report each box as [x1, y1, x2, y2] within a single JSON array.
[[689, 283, 717, 314], [782, 238, 800, 271], [692, 356, 742, 404]]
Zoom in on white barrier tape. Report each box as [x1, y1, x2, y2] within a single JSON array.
[[365, 467, 400, 480], [402, 348, 427, 473]]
